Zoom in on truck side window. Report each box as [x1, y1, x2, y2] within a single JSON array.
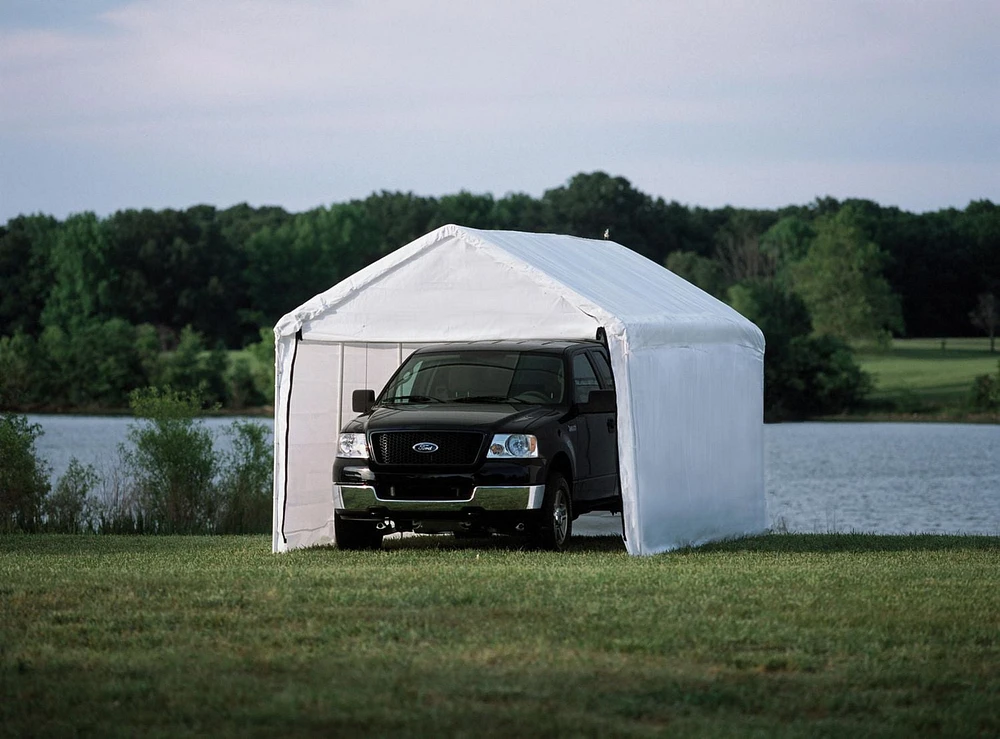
[[589, 350, 615, 389], [572, 353, 600, 404]]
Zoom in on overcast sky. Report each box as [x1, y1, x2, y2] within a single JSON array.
[[1, 0, 998, 222]]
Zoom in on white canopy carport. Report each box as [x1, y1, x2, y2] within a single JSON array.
[[273, 224, 766, 555]]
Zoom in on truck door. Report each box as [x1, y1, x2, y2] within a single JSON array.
[[585, 348, 619, 500], [569, 352, 599, 494], [572, 351, 616, 502]]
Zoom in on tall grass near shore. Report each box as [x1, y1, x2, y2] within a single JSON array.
[[2, 534, 997, 737], [1, 388, 273, 534]]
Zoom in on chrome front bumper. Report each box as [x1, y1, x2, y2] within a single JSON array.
[[335, 484, 545, 512]]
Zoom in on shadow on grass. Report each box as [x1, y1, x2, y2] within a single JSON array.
[[377, 533, 628, 554], [682, 532, 1000, 555], [358, 531, 1000, 556]]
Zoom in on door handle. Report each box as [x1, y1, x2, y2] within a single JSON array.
[[607, 418, 616, 433]]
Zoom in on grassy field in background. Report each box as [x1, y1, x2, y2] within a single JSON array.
[[3, 534, 998, 737], [855, 337, 998, 415]]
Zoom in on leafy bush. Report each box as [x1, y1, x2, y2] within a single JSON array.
[[44, 458, 99, 533], [729, 281, 872, 419], [969, 362, 1000, 412], [783, 335, 872, 417], [156, 326, 229, 406], [0, 332, 47, 407], [224, 356, 262, 409], [120, 387, 219, 533], [216, 420, 273, 534], [243, 327, 275, 405], [0, 412, 51, 531], [40, 319, 146, 407]]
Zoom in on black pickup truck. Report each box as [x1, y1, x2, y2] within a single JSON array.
[[333, 339, 620, 551]]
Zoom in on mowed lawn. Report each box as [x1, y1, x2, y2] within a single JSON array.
[[2, 535, 999, 737], [856, 337, 999, 409]]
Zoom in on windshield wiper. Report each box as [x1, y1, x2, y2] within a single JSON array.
[[453, 395, 526, 404], [382, 394, 443, 404]]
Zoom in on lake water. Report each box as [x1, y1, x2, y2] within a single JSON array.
[[26, 416, 1000, 536]]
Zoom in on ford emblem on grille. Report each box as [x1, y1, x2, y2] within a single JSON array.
[[412, 442, 439, 453]]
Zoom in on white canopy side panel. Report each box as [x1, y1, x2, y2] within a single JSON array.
[[280, 341, 342, 551], [275, 341, 424, 552], [602, 328, 641, 552], [626, 343, 767, 554]]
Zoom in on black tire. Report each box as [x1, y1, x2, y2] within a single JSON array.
[[335, 514, 384, 551], [536, 472, 572, 551]]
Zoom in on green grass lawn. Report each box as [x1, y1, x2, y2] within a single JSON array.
[[855, 337, 998, 413], [3, 534, 999, 737]]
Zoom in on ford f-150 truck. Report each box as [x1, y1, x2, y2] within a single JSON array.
[[333, 339, 620, 551]]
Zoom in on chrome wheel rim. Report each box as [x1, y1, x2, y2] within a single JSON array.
[[553, 493, 569, 544]]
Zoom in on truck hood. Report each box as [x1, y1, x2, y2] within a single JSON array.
[[344, 403, 562, 435]]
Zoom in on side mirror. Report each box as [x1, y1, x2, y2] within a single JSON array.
[[352, 389, 375, 414], [585, 389, 616, 414]]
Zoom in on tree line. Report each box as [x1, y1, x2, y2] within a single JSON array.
[[1, 171, 998, 417]]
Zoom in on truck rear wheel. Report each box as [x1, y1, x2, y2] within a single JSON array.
[[536, 472, 572, 551], [334, 514, 384, 551]]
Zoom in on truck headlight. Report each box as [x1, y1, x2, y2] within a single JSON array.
[[487, 433, 538, 458], [338, 433, 369, 459]]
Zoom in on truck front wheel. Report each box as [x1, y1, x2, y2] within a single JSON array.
[[536, 472, 572, 551]]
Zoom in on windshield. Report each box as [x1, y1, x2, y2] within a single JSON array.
[[378, 350, 566, 406]]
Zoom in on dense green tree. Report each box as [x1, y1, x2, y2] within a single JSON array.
[[664, 251, 729, 298], [729, 282, 813, 344], [0, 332, 46, 406], [155, 326, 228, 405], [0, 215, 59, 337], [239, 203, 380, 329], [217, 203, 292, 252], [39, 318, 145, 407], [490, 192, 551, 232], [101, 207, 246, 346], [243, 327, 276, 404], [970, 293, 998, 352], [42, 212, 112, 329], [355, 191, 438, 255], [729, 281, 870, 419], [760, 216, 815, 282], [432, 191, 496, 230], [713, 210, 778, 286], [790, 207, 904, 342], [542, 172, 663, 260], [961, 201, 1000, 298]]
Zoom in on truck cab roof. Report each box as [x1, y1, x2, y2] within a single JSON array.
[[409, 339, 605, 356]]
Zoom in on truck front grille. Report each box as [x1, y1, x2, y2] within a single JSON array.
[[371, 431, 484, 466], [375, 482, 474, 501]]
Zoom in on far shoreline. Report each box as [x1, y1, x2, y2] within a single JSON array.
[[10, 404, 998, 425]]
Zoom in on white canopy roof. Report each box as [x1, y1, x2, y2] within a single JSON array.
[[273, 224, 767, 555]]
